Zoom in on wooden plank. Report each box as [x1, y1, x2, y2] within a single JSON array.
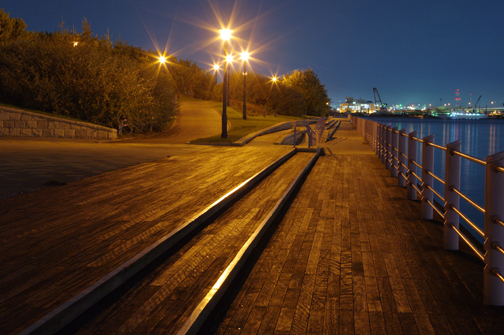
[[11, 122, 504, 334], [398, 313, 419, 335], [1, 151, 308, 335]]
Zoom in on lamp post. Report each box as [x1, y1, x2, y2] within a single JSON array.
[[212, 64, 220, 90], [241, 52, 249, 120], [226, 54, 233, 107], [219, 29, 232, 138], [271, 76, 278, 117]]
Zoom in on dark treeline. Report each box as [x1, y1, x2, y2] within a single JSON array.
[[0, 9, 330, 132], [223, 67, 330, 117]]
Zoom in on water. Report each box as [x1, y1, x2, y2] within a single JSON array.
[[367, 117, 504, 243]]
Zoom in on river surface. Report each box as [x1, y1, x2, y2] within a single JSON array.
[[367, 117, 504, 242]]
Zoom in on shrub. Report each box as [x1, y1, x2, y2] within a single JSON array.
[[0, 16, 177, 131]]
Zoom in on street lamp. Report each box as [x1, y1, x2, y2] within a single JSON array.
[[225, 54, 233, 107], [219, 29, 232, 138], [241, 52, 249, 120]]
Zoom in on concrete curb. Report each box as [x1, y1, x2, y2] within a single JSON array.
[[177, 147, 322, 335], [278, 130, 305, 145], [18, 148, 297, 335], [208, 102, 232, 132], [326, 119, 338, 129], [326, 121, 342, 142], [190, 119, 319, 147]]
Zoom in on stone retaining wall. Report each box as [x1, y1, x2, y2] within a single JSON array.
[[0, 106, 117, 140]]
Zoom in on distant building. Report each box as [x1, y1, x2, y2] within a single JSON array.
[[340, 97, 379, 113]]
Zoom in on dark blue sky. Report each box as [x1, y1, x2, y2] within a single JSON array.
[[3, 0, 503, 108]]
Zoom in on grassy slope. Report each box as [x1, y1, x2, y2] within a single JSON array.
[[191, 101, 302, 143]]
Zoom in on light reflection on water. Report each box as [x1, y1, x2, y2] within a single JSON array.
[[368, 117, 504, 243]]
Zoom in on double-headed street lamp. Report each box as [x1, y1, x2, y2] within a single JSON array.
[[241, 52, 249, 120], [219, 29, 232, 138], [225, 54, 233, 107]]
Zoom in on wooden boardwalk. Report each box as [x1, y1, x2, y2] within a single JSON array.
[[215, 122, 504, 335], [69, 152, 315, 334], [0, 146, 293, 334], [2, 121, 504, 334]]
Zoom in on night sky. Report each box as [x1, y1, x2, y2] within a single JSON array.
[[3, 0, 503, 108]]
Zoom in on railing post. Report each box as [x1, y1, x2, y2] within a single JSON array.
[[366, 121, 370, 145], [378, 123, 385, 164], [391, 127, 398, 177], [386, 126, 392, 170], [374, 123, 379, 155], [374, 122, 379, 155], [484, 151, 504, 305], [444, 140, 461, 250], [421, 134, 434, 220], [398, 129, 407, 187], [407, 131, 418, 200], [382, 124, 387, 162]]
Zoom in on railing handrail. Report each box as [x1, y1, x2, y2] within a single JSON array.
[[427, 142, 447, 151], [350, 116, 504, 304], [352, 116, 499, 232], [427, 170, 445, 185], [451, 186, 485, 214], [452, 150, 486, 166]]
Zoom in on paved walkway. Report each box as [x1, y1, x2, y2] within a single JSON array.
[[0, 146, 293, 334], [69, 152, 315, 335], [2, 119, 503, 334], [214, 121, 504, 335], [117, 100, 222, 144], [0, 100, 222, 199]]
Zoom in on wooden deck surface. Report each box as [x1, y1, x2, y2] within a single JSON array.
[[0, 146, 292, 334], [215, 122, 504, 335], [69, 152, 315, 334], [2, 121, 504, 335]]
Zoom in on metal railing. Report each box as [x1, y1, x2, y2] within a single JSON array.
[[351, 116, 504, 306]]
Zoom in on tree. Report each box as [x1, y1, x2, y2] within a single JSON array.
[[282, 68, 331, 116], [0, 9, 27, 44], [0, 20, 177, 132]]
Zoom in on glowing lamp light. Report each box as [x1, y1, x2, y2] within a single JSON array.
[[272, 76, 277, 82], [72, 41, 79, 47], [219, 29, 233, 41], [240, 52, 250, 61], [213, 64, 220, 71], [225, 54, 233, 63], [159, 56, 167, 64]]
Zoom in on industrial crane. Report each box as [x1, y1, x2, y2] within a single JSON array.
[[473, 95, 482, 113], [373, 88, 388, 113]]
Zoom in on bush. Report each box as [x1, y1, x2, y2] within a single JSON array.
[[0, 16, 177, 132]]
